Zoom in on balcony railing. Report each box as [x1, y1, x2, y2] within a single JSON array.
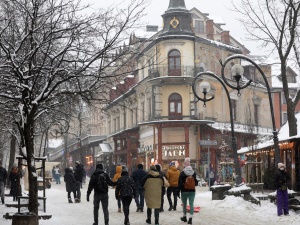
[[148, 66, 202, 78]]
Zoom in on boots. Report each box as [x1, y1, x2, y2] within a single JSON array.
[[180, 216, 187, 222], [188, 218, 192, 224], [68, 198, 73, 203], [118, 208, 122, 213]]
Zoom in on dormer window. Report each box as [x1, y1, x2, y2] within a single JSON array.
[[195, 20, 204, 33]]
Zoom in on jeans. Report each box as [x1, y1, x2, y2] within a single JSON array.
[[121, 196, 132, 222], [167, 186, 178, 208], [277, 189, 289, 216], [94, 193, 109, 225], [0, 181, 5, 201], [75, 181, 81, 200], [147, 208, 160, 224], [134, 188, 145, 209], [181, 192, 196, 215], [117, 197, 122, 209], [56, 174, 61, 184]]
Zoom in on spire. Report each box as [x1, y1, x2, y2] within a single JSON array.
[[167, 0, 187, 12], [159, 0, 194, 37]]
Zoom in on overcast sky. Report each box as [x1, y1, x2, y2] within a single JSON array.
[[85, 0, 263, 55]]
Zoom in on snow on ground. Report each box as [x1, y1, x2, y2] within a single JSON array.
[[1, 179, 300, 225]]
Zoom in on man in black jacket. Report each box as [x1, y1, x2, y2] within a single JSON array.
[[131, 163, 147, 212], [74, 161, 85, 202], [0, 161, 8, 204], [87, 163, 115, 225]]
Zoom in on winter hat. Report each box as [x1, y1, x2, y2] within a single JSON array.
[[138, 164, 143, 169], [184, 157, 191, 167], [150, 165, 157, 171], [169, 162, 175, 167], [69, 167, 73, 171], [278, 163, 285, 169], [12, 163, 17, 168], [75, 161, 80, 165], [96, 163, 104, 170]]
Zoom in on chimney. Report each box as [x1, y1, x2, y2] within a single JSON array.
[[206, 19, 214, 40], [221, 31, 230, 45]]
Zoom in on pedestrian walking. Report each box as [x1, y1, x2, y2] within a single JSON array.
[[209, 170, 215, 187], [155, 164, 166, 212], [8, 163, 21, 201], [142, 165, 164, 225], [64, 167, 77, 203], [131, 163, 147, 212], [275, 162, 290, 216], [115, 168, 136, 225], [178, 157, 198, 224], [54, 166, 61, 184], [165, 161, 180, 211], [74, 161, 85, 202], [113, 165, 123, 212], [0, 160, 8, 204], [87, 163, 115, 225]]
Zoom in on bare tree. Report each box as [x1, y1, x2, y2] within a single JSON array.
[[234, 0, 300, 136], [0, 0, 148, 215]]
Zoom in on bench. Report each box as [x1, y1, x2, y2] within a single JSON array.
[[17, 196, 47, 213]]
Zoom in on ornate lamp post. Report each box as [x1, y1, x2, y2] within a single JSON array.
[[221, 54, 280, 165], [192, 54, 281, 185], [193, 71, 247, 185]]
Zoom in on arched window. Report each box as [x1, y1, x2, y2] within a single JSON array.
[[169, 93, 182, 120], [168, 50, 181, 76]]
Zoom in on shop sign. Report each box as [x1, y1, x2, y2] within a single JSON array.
[[162, 145, 185, 158], [138, 144, 154, 153]]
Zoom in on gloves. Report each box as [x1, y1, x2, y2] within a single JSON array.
[[87, 195, 90, 202]]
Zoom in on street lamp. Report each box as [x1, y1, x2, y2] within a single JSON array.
[[221, 54, 280, 164], [192, 72, 245, 185], [192, 54, 281, 185]]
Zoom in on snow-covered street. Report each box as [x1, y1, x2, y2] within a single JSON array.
[[1, 180, 300, 225]]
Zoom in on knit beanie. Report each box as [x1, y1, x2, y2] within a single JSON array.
[[278, 162, 285, 169], [184, 157, 191, 167], [169, 162, 175, 166], [150, 165, 157, 171]]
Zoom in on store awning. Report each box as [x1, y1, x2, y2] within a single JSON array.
[[94, 143, 113, 157]]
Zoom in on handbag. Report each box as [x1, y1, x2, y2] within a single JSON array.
[[163, 177, 170, 188]]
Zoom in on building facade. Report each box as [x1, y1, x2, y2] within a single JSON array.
[[103, 0, 273, 176]]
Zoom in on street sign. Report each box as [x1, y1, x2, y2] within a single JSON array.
[[198, 140, 217, 146]]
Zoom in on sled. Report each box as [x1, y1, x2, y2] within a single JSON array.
[[181, 204, 201, 213], [187, 205, 201, 212]]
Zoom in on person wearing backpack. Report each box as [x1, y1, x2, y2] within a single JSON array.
[[87, 163, 115, 225], [178, 158, 198, 225], [165, 161, 180, 211], [115, 168, 136, 225]]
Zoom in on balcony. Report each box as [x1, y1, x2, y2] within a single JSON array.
[[148, 66, 201, 78]]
